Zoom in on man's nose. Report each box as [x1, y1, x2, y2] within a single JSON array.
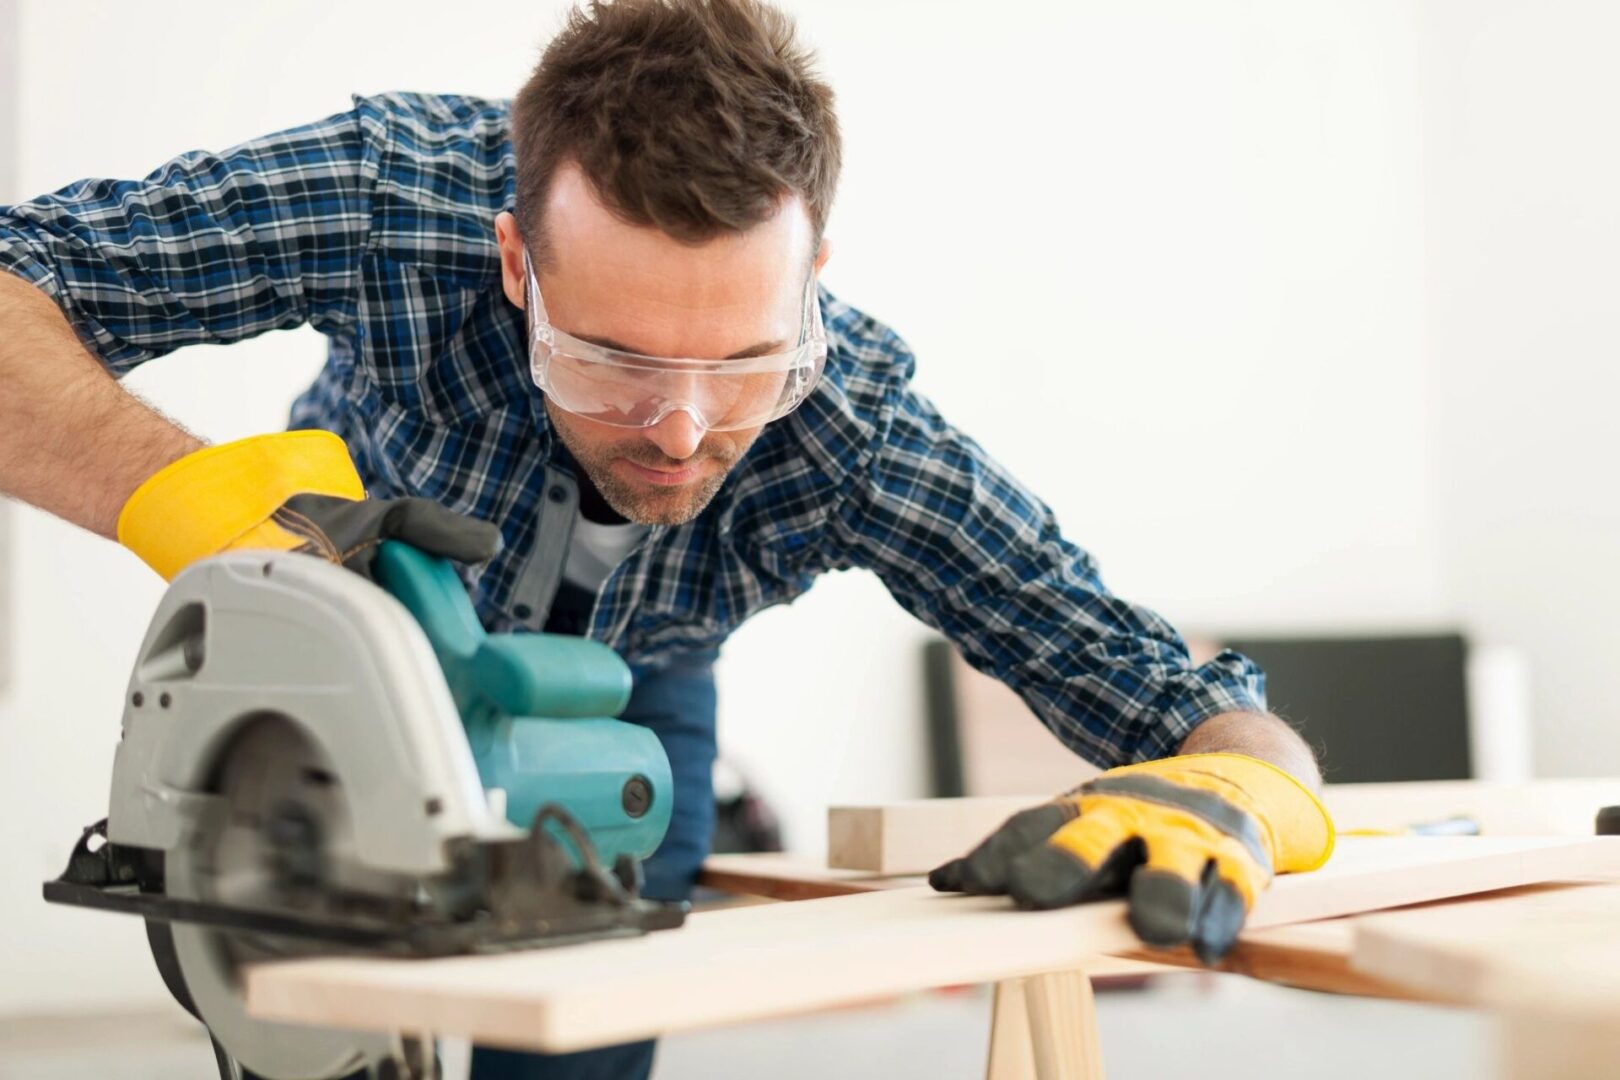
[[643, 408, 706, 461]]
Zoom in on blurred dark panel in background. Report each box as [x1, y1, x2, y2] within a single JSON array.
[[926, 633, 1475, 794], [1223, 634, 1472, 783]]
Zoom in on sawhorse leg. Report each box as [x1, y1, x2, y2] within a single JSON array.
[[986, 972, 1105, 1080]]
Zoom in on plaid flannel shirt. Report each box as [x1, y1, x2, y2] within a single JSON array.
[[0, 92, 1266, 766]]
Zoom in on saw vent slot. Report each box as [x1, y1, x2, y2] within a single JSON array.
[[137, 602, 208, 682]]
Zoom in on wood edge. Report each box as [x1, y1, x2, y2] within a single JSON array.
[[826, 805, 885, 872], [697, 866, 887, 901]]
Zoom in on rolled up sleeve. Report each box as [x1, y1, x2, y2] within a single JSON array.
[[0, 101, 381, 373]]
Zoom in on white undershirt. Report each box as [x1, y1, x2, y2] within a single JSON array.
[[562, 514, 650, 591]]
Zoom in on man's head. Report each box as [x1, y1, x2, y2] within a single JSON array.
[[495, 0, 841, 525]]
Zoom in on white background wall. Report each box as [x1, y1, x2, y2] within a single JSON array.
[[0, 0, 1610, 1015], [1420, 0, 1620, 779], [0, 0, 15, 694]]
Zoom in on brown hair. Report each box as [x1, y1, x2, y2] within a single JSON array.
[[511, 0, 840, 262]]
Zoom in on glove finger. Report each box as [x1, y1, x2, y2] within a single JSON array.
[[1126, 832, 1212, 950], [929, 803, 1076, 896], [1189, 870, 1248, 966], [378, 499, 503, 565], [1005, 807, 1144, 910], [1189, 842, 1265, 964], [1128, 833, 1261, 964], [927, 857, 969, 893]]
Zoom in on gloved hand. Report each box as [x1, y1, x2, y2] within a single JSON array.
[[929, 753, 1334, 964], [117, 431, 501, 581]]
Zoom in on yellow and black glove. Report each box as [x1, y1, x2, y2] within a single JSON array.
[[929, 753, 1334, 964], [118, 430, 501, 582]]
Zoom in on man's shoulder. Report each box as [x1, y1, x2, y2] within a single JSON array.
[[345, 93, 515, 282], [812, 287, 918, 435], [351, 91, 514, 204], [353, 91, 512, 139]]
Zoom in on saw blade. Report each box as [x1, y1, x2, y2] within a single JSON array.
[[201, 716, 415, 953], [165, 716, 397, 1078]]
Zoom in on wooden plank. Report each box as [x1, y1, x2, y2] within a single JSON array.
[[828, 795, 1044, 873], [1351, 880, 1620, 1079], [699, 852, 921, 901], [1500, 1012, 1620, 1080], [700, 853, 1175, 979], [986, 979, 1036, 1080], [1121, 919, 1424, 1001], [827, 779, 1620, 874], [1323, 778, 1620, 837], [1024, 971, 1105, 1080], [244, 837, 1620, 1053], [1351, 878, 1620, 1015]]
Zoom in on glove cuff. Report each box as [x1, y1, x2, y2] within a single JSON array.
[[1110, 752, 1336, 873], [118, 431, 365, 580]]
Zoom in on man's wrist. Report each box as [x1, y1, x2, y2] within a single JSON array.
[[1176, 710, 1323, 792]]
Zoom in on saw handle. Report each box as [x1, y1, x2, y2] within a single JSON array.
[[374, 540, 632, 719]]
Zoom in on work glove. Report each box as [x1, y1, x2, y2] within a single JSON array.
[[117, 430, 501, 581], [928, 753, 1334, 964]]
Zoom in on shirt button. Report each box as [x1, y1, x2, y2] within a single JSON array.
[[548, 486, 568, 504], [514, 604, 533, 620]]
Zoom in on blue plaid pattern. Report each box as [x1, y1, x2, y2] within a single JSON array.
[[0, 92, 1265, 766]]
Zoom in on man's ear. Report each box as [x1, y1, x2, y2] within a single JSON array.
[[814, 236, 832, 275], [494, 211, 527, 310]]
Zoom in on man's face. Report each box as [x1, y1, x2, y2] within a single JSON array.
[[496, 165, 827, 525]]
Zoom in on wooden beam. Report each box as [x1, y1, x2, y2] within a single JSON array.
[[1024, 971, 1105, 1080], [244, 837, 1620, 1054], [699, 852, 1177, 981], [1129, 918, 1423, 1000], [986, 979, 1036, 1080], [1350, 879, 1620, 1080], [1351, 878, 1620, 1015], [698, 852, 917, 901], [1323, 778, 1620, 838], [829, 795, 1043, 874]]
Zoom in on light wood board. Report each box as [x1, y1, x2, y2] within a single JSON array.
[[1351, 879, 1620, 1080], [1351, 878, 1620, 1015], [698, 852, 921, 901], [244, 837, 1620, 1053], [698, 852, 1170, 980], [1323, 778, 1620, 838], [827, 779, 1620, 874], [828, 795, 1044, 874]]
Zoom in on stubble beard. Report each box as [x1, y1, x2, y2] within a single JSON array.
[[547, 404, 744, 526]]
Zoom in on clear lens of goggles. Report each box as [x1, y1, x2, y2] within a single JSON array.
[[523, 251, 827, 432]]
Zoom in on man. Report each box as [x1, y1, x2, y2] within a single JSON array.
[[0, 0, 1332, 1077]]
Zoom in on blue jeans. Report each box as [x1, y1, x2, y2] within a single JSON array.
[[470, 656, 718, 1080]]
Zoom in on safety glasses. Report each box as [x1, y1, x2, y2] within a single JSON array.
[[523, 250, 827, 432]]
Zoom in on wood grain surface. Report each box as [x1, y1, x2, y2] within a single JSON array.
[[244, 837, 1620, 1053], [1351, 878, 1620, 1014]]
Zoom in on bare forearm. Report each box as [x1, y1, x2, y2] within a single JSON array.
[[0, 272, 201, 538], [1178, 710, 1322, 791]]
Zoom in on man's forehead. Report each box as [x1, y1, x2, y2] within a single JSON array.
[[539, 164, 815, 286]]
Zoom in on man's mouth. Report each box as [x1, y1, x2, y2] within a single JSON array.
[[618, 458, 707, 487]]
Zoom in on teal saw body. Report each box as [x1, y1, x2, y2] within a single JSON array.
[[374, 541, 673, 865]]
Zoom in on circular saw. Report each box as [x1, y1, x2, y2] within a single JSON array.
[[44, 543, 686, 1078]]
